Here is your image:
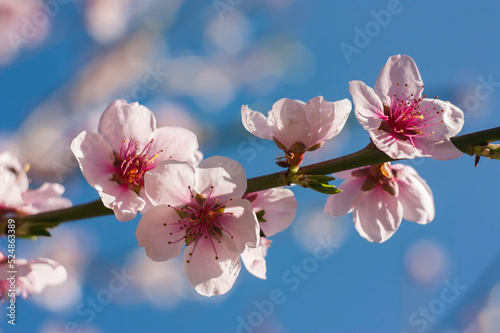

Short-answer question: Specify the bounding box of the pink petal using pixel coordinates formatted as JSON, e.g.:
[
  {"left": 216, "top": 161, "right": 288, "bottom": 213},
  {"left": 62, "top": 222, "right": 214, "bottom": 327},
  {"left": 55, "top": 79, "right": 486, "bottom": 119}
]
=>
[
  {"left": 220, "top": 198, "right": 260, "bottom": 253},
  {"left": 418, "top": 99, "right": 464, "bottom": 139},
  {"left": 248, "top": 188, "right": 297, "bottom": 237},
  {"left": 100, "top": 183, "right": 145, "bottom": 221},
  {"left": 136, "top": 205, "right": 185, "bottom": 262},
  {"left": 393, "top": 164, "right": 435, "bottom": 224},
  {"left": 324, "top": 177, "right": 364, "bottom": 217},
  {"left": 97, "top": 100, "right": 156, "bottom": 152},
  {"left": 241, "top": 105, "right": 274, "bottom": 140},
  {"left": 241, "top": 239, "right": 268, "bottom": 280},
  {"left": 22, "top": 258, "right": 67, "bottom": 294},
  {"left": 71, "top": 131, "right": 116, "bottom": 187},
  {"left": 149, "top": 126, "right": 199, "bottom": 164},
  {"left": 21, "top": 183, "right": 72, "bottom": 214},
  {"left": 268, "top": 98, "right": 310, "bottom": 148},
  {"left": 374, "top": 55, "right": 423, "bottom": 105},
  {"left": 350, "top": 80, "right": 385, "bottom": 131},
  {"left": 0, "top": 171, "right": 25, "bottom": 208},
  {"left": 353, "top": 187, "right": 403, "bottom": 243},
  {"left": 0, "top": 151, "right": 29, "bottom": 191},
  {"left": 369, "top": 129, "right": 422, "bottom": 160},
  {"left": 184, "top": 239, "right": 241, "bottom": 297},
  {"left": 144, "top": 160, "right": 195, "bottom": 207},
  {"left": 305, "top": 97, "right": 352, "bottom": 148},
  {"left": 195, "top": 156, "right": 247, "bottom": 202}
]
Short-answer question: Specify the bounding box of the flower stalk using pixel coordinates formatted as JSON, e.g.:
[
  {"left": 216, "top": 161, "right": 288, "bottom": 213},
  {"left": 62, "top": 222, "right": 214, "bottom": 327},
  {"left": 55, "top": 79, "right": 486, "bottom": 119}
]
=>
[{"left": 10, "top": 126, "right": 500, "bottom": 229}]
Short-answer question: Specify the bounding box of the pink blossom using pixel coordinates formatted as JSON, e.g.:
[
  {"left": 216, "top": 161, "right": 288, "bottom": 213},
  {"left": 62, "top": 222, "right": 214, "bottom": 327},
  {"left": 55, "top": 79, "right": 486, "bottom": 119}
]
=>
[
  {"left": 324, "top": 163, "right": 434, "bottom": 243},
  {"left": 0, "top": 0, "right": 50, "bottom": 65},
  {"left": 241, "top": 188, "right": 297, "bottom": 279},
  {"left": 0, "top": 252, "right": 67, "bottom": 301},
  {"left": 242, "top": 96, "right": 352, "bottom": 168},
  {"left": 71, "top": 100, "right": 200, "bottom": 221},
  {"left": 0, "top": 152, "right": 71, "bottom": 218},
  {"left": 136, "top": 156, "right": 259, "bottom": 296},
  {"left": 350, "top": 55, "right": 464, "bottom": 160}
]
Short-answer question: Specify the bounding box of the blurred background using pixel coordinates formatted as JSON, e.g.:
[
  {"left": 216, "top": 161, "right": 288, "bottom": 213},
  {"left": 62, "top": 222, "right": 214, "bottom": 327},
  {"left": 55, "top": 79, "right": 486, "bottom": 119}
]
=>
[{"left": 1, "top": 0, "right": 500, "bottom": 332}]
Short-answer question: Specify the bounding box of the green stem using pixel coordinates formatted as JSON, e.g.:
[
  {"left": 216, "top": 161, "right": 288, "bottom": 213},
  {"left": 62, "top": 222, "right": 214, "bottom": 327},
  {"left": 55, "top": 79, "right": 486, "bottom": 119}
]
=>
[
  {"left": 246, "top": 126, "right": 500, "bottom": 193},
  {"left": 17, "top": 199, "right": 114, "bottom": 224},
  {"left": 17, "top": 126, "right": 500, "bottom": 224}
]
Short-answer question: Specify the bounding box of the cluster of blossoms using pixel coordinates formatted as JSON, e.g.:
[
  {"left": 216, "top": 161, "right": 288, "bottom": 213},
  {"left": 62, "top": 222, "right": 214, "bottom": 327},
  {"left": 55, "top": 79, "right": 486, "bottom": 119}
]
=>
[
  {"left": 0, "top": 152, "right": 69, "bottom": 301},
  {"left": 1, "top": 54, "right": 466, "bottom": 299}
]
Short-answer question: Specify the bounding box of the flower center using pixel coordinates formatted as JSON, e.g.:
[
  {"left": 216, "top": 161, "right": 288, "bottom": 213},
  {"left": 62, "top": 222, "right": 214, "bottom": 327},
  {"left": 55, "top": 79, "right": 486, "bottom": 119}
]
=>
[
  {"left": 112, "top": 138, "right": 162, "bottom": 194},
  {"left": 379, "top": 83, "right": 444, "bottom": 147},
  {"left": 166, "top": 186, "right": 233, "bottom": 263},
  {"left": 352, "top": 163, "right": 399, "bottom": 196}
]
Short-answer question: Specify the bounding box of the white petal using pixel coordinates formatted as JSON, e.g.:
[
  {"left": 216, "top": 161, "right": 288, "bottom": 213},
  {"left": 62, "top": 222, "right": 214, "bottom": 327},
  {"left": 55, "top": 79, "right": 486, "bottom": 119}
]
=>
[
  {"left": 195, "top": 156, "right": 247, "bottom": 202},
  {"left": 21, "top": 258, "right": 67, "bottom": 294},
  {"left": 149, "top": 126, "right": 199, "bottom": 163},
  {"left": 353, "top": 187, "right": 403, "bottom": 243},
  {"left": 374, "top": 55, "right": 424, "bottom": 105},
  {"left": 241, "top": 240, "right": 268, "bottom": 280},
  {"left": 349, "top": 80, "right": 385, "bottom": 131},
  {"left": 97, "top": 100, "right": 156, "bottom": 152},
  {"left": 220, "top": 198, "right": 260, "bottom": 252},
  {"left": 324, "top": 177, "right": 363, "bottom": 217},
  {"left": 268, "top": 98, "right": 310, "bottom": 148},
  {"left": 392, "top": 164, "right": 435, "bottom": 224},
  {"left": 246, "top": 187, "right": 297, "bottom": 237},
  {"left": 136, "top": 205, "right": 185, "bottom": 261},
  {"left": 21, "top": 183, "right": 72, "bottom": 214},
  {"left": 144, "top": 160, "right": 195, "bottom": 207},
  {"left": 71, "top": 131, "right": 116, "bottom": 186},
  {"left": 305, "top": 97, "right": 352, "bottom": 147},
  {"left": 241, "top": 105, "right": 274, "bottom": 140},
  {"left": 184, "top": 240, "right": 241, "bottom": 297}
]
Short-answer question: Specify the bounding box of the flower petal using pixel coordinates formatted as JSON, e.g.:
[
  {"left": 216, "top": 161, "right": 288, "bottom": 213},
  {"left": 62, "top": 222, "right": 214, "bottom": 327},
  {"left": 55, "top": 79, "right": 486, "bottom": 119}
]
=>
[
  {"left": 184, "top": 240, "right": 241, "bottom": 297},
  {"left": 22, "top": 258, "right": 67, "bottom": 294},
  {"left": 149, "top": 126, "right": 199, "bottom": 164},
  {"left": 136, "top": 205, "right": 185, "bottom": 262},
  {"left": 374, "top": 54, "right": 423, "bottom": 105},
  {"left": 144, "top": 160, "right": 195, "bottom": 207},
  {"left": 305, "top": 97, "right": 352, "bottom": 147},
  {"left": 98, "top": 100, "right": 156, "bottom": 152},
  {"left": 241, "top": 240, "right": 268, "bottom": 280},
  {"left": 418, "top": 99, "right": 464, "bottom": 139},
  {"left": 241, "top": 105, "right": 274, "bottom": 140},
  {"left": 268, "top": 98, "right": 310, "bottom": 148},
  {"left": 21, "top": 183, "right": 72, "bottom": 214},
  {"left": 246, "top": 188, "right": 297, "bottom": 237},
  {"left": 353, "top": 187, "right": 403, "bottom": 243},
  {"left": 71, "top": 131, "right": 116, "bottom": 185},
  {"left": 220, "top": 198, "right": 260, "bottom": 252},
  {"left": 349, "top": 80, "right": 385, "bottom": 131},
  {"left": 324, "top": 177, "right": 364, "bottom": 217},
  {"left": 99, "top": 183, "right": 145, "bottom": 221},
  {"left": 393, "top": 164, "right": 435, "bottom": 224},
  {"left": 195, "top": 156, "right": 247, "bottom": 202}
]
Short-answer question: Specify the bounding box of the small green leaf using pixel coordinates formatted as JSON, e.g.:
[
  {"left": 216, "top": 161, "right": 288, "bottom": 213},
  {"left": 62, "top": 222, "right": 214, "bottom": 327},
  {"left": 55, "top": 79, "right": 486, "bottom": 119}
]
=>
[{"left": 307, "top": 182, "right": 342, "bottom": 195}]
